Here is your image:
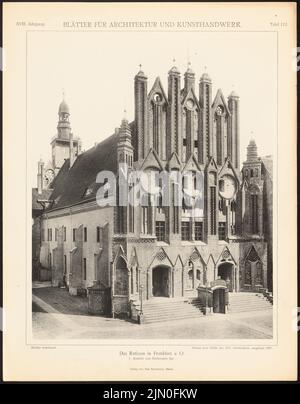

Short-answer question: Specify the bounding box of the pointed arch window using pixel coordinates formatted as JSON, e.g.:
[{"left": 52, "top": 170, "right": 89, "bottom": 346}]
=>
[
  {"left": 255, "top": 261, "right": 263, "bottom": 285},
  {"left": 245, "top": 261, "right": 251, "bottom": 285}
]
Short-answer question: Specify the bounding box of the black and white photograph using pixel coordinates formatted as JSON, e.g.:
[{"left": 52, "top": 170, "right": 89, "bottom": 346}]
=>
[
  {"left": 31, "top": 30, "right": 274, "bottom": 340},
  {"left": 3, "top": 2, "right": 297, "bottom": 382}
]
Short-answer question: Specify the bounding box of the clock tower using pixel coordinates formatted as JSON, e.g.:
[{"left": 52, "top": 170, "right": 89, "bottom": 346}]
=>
[
  {"left": 36, "top": 95, "right": 82, "bottom": 193},
  {"left": 51, "top": 96, "right": 81, "bottom": 173}
]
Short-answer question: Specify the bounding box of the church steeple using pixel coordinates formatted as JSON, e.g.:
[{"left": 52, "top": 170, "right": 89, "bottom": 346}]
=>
[
  {"left": 51, "top": 95, "right": 81, "bottom": 171},
  {"left": 57, "top": 94, "right": 71, "bottom": 139},
  {"left": 246, "top": 139, "right": 258, "bottom": 162},
  {"left": 117, "top": 114, "right": 133, "bottom": 168}
]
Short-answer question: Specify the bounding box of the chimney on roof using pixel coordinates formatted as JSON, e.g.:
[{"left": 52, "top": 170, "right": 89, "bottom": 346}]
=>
[{"left": 37, "top": 159, "right": 44, "bottom": 194}]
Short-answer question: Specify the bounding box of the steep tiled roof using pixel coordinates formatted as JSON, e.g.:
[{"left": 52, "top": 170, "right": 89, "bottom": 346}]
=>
[{"left": 48, "top": 133, "right": 118, "bottom": 211}]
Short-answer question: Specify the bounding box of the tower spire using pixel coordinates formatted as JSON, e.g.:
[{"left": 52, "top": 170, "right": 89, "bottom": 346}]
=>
[{"left": 246, "top": 138, "right": 258, "bottom": 162}]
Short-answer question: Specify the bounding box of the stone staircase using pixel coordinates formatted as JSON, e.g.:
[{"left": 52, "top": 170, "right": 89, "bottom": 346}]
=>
[
  {"left": 142, "top": 297, "right": 204, "bottom": 324},
  {"left": 228, "top": 292, "right": 272, "bottom": 313}
]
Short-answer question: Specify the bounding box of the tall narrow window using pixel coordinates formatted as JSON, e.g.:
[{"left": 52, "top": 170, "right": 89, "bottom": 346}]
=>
[
  {"left": 142, "top": 207, "right": 148, "bottom": 234},
  {"left": 64, "top": 255, "right": 67, "bottom": 273},
  {"left": 84, "top": 227, "right": 87, "bottom": 242},
  {"left": 117, "top": 206, "right": 126, "bottom": 234},
  {"left": 129, "top": 184, "right": 134, "bottom": 233},
  {"left": 96, "top": 226, "right": 102, "bottom": 243},
  {"left": 129, "top": 203, "right": 134, "bottom": 233},
  {"left": 216, "top": 116, "right": 222, "bottom": 165},
  {"left": 55, "top": 228, "right": 58, "bottom": 242},
  {"left": 186, "top": 109, "right": 193, "bottom": 158},
  {"left": 231, "top": 200, "right": 236, "bottom": 235},
  {"left": 181, "top": 221, "right": 191, "bottom": 241},
  {"left": 255, "top": 261, "right": 263, "bottom": 285},
  {"left": 218, "top": 222, "right": 226, "bottom": 240},
  {"left": 73, "top": 228, "right": 76, "bottom": 242},
  {"left": 47, "top": 228, "right": 52, "bottom": 241},
  {"left": 63, "top": 226, "right": 66, "bottom": 242},
  {"left": 153, "top": 103, "right": 160, "bottom": 153},
  {"left": 155, "top": 221, "right": 165, "bottom": 242},
  {"left": 157, "top": 178, "right": 163, "bottom": 213},
  {"left": 210, "top": 187, "right": 216, "bottom": 235},
  {"left": 251, "top": 195, "right": 258, "bottom": 233},
  {"left": 83, "top": 258, "right": 87, "bottom": 281},
  {"left": 173, "top": 206, "right": 179, "bottom": 233},
  {"left": 195, "top": 222, "right": 203, "bottom": 241},
  {"left": 245, "top": 261, "right": 251, "bottom": 285},
  {"left": 171, "top": 182, "right": 179, "bottom": 233}
]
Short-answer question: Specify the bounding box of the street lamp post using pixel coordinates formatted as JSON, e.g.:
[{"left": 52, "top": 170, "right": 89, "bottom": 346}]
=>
[
  {"left": 140, "top": 285, "right": 144, "bottom": 314},
  {"left": 139, "top": 284, "right": 144, "bottom": 324}
]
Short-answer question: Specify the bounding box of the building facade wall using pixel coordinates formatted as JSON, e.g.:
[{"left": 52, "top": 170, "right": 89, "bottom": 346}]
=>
[
  {"left": 40, "top": 203, "right": 113, "bottom": 294},
  {"left": 34, "top": 66, "right": 272, "bottom": 319}
]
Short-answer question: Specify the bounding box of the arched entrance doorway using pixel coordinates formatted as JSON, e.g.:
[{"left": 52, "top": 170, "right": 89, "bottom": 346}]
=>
[
  {"left": 152, "top": 266, "right": 170, "bottom": 297},
  {"left": 218, "top": 262, "right": 234, "bottom": 292}
]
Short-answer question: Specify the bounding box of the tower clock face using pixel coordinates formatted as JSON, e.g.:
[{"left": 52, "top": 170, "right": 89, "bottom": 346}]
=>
[
  {"left": 44, "top": 169, "right": 55, "bottom": 185},
  {"left": 219, "top": 175, "right": 237, "bottom": 200},
  {"left": 186, "top": 99, "right": 194, "bottom": 109},
  {"left": 153, "top": 93, "right": 162, "bottom": 103}
]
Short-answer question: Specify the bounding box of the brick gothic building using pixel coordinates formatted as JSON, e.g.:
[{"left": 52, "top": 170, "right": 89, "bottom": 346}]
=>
[{"left": 34, "top": 65, "right": 273, "bottom": 317}]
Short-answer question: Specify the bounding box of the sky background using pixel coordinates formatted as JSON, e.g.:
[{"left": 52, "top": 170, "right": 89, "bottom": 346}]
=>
[{"left": 27, "top": 31, "right": 277, "bottom": 185}]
